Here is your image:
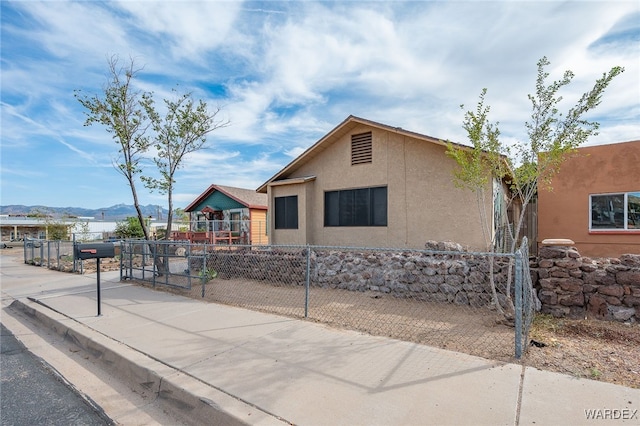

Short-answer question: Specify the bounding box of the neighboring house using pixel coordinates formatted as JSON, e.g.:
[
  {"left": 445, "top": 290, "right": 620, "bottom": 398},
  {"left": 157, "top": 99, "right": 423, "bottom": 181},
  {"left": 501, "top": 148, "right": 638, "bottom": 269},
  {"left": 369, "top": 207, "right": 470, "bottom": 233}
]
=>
[
  {"left": 537, "top": 140, "right": 640, "bottom": 258},
  {"left": 0, "top": 216, "right": 117, "bottom": 241},
  {"left": 181, "top": 184, "right": 268, "bottom": 245},
  {"left": 257, "top": 115, "right": 498, "bottom": 250}
]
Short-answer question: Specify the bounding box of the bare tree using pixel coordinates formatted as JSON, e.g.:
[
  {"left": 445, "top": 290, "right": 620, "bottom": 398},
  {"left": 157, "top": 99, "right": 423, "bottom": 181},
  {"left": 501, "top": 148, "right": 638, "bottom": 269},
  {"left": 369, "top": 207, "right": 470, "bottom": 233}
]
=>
[
  {"left": 141, "top": 89, "right": 229, "bottom": 239},
  {"left": 75, "top": 56, "right": 152, "bottom": 239}
]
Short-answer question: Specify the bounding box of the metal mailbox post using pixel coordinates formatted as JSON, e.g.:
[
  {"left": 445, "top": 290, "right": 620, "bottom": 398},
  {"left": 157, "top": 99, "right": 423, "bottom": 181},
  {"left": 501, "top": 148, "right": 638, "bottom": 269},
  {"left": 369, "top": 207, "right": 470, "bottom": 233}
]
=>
[{"left": 74, "top": 242, "right": 115, "bottom": 316}]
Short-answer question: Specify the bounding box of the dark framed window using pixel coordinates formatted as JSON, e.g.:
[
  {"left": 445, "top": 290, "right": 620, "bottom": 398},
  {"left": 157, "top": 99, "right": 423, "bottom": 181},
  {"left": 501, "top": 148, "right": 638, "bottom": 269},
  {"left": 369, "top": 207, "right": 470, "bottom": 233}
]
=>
[
  {"left": 275, "top": 196, "right": 298, "bottom": 229},
  {"left": 590, "top": 191, "right": 640, "bottom": 230},
  {"left": 324, "top": 186, "right": 387, "bottom": 227},
  {"left": 230, "top": 212, "right": 241, "bottom": 232}
]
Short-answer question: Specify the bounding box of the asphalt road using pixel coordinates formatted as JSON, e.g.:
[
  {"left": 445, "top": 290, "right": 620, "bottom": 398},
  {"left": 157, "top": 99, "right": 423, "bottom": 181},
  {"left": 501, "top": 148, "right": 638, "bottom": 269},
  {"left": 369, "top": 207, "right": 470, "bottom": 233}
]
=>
[{"left": 0, "top": 322, "right": 113, "bottom": 426}]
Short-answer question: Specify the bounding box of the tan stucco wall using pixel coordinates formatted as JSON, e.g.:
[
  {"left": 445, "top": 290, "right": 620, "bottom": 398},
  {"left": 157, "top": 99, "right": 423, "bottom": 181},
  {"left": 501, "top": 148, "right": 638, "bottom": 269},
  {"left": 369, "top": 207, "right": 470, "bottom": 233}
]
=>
[
  {"left": 268, "top": 181, "right": 311, "bottom": 246},
  {"left": 270, "top": 125, "right": 490, "bottom": 250},
  {"left": 537, "top": 141, "right": 640, "bottom": 257}
]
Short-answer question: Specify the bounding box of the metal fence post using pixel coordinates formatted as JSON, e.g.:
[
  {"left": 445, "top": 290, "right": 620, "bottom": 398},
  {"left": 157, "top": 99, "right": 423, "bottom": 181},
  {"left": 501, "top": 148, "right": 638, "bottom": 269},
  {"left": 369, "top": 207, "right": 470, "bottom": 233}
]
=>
[
  {"left": 119, "top": 241, "right": 123, "bottom": 281},
  {"left": 151, "top": 241, "right": 157, "bottom": 288},
  {"left": 202, "top": 243, "right": 207, "bottom": 298},
  {"left": 72, "top": 234, "right": 77, "bottom": 272},
  {"left": 514, "top": 249, "right": 523, "bottom": 359},
  {"left": 304, "top": 245, "right": 311, "bottom": 318},
  {"left": 164, "top": 242, "right": 169, "bottom": 287},
  {"left": 183, "top": 242, "right": 192, "bottom": 295}
]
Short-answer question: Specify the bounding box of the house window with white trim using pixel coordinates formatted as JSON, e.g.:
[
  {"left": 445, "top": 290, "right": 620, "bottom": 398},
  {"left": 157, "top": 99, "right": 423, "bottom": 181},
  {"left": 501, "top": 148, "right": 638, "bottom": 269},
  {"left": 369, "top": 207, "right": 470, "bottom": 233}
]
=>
[{"left": 590, "top": 191, "right": 640, "bottom": 230}]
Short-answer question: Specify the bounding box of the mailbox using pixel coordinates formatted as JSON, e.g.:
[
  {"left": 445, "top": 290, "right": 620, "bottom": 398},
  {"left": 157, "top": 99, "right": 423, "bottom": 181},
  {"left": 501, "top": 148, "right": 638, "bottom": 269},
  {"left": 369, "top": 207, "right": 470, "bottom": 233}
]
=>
[{"left": 75, "top": 242, "right": 115, "bottom": 260}]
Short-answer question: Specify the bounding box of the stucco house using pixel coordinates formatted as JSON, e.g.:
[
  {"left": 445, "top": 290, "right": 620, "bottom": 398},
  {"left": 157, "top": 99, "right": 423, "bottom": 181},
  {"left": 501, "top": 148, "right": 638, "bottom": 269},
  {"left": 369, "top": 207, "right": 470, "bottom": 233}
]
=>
[
  {"left": 257, "top": 115, "right": 499, "bottom": 250},
  {"left": 537, "top": 140, "right": 640, "bottom": 258},
  {"left": 180, "top": 185, "right": 268, "bottom": 245}
]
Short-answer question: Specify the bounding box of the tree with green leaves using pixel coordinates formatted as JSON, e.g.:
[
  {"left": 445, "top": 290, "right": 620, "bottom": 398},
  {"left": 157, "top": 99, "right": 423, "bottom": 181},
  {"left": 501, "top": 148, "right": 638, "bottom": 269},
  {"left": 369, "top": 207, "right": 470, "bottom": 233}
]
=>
[
  {"left": 72, "top": 220, "right": 92, "bottom": 242},
  {"left": 75, "top": 56, "right": 152, "bottom": 240},
  {"left": 141, "top": 89, "right": 229, "bottom": 240},
  {"left": 173, "top": 207, "right": 188, "bottom": 222},
  {"left": 173, "top": 207, "right": 190, "bottom": 231},
  {"left": 447, "top": 88, "right": 506, "bottom": 250},
  {"left": 450, "top": 56, "right": 624, "bottom": 253},
  {"left": 505, "top": 57, "right": 623, "bottom": 253},
  {"left": 114, "top": 217, "right": 145, "bottom": 239},
  {"left": 446, "top": 89, "right": 509, "bottom": 316},
  {"left": 30, "top": 208, "right": 69, "bottom": 240},
  {"left": 447, "top": 57, "right": 624, "bottom": 320}
]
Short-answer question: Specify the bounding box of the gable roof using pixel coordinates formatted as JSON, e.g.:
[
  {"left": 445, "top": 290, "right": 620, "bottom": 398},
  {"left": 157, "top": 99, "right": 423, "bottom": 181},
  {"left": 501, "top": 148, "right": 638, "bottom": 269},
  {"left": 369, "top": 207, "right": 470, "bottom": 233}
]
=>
[
  {"left": 184, "top": 184, "right": 268, "bottom": 212},
  {"left": 256, "top": 115, "right": 461, "bottom": 193}
]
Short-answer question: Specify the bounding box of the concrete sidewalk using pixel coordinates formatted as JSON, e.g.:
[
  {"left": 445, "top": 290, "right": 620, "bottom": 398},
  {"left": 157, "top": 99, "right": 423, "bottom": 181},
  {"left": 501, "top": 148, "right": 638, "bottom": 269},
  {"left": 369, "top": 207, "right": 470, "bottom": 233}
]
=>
[{"left": 1, "top": 254, "right": 639, "bottom": 425}]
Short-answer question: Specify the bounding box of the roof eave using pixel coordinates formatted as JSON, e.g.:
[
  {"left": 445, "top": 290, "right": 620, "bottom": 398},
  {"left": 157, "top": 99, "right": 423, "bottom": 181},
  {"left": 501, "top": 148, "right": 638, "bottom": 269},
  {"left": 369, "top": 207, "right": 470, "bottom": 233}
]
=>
[
  {"left": 256, "top": 115, "right": 455, "bottom": 193},
  {"left": 184, "top": 184, "right": 216, "bottom": 212}
]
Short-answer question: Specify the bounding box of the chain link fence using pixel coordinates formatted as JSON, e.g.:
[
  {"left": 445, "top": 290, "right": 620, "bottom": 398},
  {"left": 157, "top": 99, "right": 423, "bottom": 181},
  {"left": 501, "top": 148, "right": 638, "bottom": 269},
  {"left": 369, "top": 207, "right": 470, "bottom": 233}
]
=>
[
  {"left": 20, "top": 236, "right": 534, "bottom": 360},
  {"left": 120, "top": 240, "right": 199, "bottom": 288},
  {"left": 23, "top": 234, "right": 120, "bottom": 273},
  {"left": 516, "top": 237, "right": 536, "bottom": 357},
  {"left": 121, "top": 239, "right": 535, "bottom": 360},
  {"left": 24, "top": 238, "right": 77, "bottom": 271}
]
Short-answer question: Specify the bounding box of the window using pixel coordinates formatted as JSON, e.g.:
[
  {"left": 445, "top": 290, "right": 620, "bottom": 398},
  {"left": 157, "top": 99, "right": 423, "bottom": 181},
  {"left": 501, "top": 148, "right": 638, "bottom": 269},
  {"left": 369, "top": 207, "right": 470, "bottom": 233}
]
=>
[
  {"left": 230, "top": 212, "right": 241, "bottom": 232},
  {"left": 590, "top": 191, "right": 640, "bottom": 230},
  {"left": 351, "top": 132, "right": 372, "bottom": 165},
  {"left": 275, "top": 196, "right": 298, "bottom": 229},
  {"left": 325, "top": 186, "right": 387, "bottom": 227}
]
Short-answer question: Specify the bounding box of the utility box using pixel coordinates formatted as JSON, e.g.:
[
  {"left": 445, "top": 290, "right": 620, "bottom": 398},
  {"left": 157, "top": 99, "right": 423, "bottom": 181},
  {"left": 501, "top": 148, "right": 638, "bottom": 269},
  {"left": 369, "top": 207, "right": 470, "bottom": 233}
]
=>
[{"left": 75, "top": 242, "right": 115, "bottom": 260}]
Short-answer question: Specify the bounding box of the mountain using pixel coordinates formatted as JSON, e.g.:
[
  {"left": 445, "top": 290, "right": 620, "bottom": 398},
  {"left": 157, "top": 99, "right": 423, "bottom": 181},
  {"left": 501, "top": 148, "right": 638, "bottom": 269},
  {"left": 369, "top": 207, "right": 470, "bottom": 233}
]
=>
[{"left": 0, "top": 204, "right": 169, "bottom": 221}]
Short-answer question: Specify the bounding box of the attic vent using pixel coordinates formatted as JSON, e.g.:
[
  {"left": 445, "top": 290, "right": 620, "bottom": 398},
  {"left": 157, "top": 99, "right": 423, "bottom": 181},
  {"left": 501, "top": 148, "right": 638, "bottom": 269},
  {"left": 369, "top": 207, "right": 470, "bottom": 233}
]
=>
[{"left": 351, "top": 132, "right": 372, "bottom": 165}]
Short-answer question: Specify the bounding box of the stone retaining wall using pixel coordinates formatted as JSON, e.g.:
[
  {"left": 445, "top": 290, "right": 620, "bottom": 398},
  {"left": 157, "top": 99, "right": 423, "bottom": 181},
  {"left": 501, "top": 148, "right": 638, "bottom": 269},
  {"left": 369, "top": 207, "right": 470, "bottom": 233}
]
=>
[
  {"left": 309, "top": 248, "right": 512, "bottom": 309},
  {"left": 201, "top": 242, "right": 514, "bottom": 310},
  {"left": 531, "top": 245, "right": 640, "bottom": 322}
]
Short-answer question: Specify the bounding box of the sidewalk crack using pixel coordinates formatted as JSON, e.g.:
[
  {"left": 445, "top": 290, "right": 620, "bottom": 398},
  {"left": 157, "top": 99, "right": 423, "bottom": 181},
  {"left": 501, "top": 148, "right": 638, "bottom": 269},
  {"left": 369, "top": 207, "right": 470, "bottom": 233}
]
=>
[{"left": 515, "top": 363, "right": 526, "bottom": 425}]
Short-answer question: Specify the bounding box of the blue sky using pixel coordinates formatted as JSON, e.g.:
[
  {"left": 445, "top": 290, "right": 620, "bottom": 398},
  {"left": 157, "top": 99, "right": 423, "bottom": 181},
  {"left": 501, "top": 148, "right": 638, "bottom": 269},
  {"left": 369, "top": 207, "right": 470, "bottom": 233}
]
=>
[{"left": 1, "top": 1, "right": 639, "bottom": 210}]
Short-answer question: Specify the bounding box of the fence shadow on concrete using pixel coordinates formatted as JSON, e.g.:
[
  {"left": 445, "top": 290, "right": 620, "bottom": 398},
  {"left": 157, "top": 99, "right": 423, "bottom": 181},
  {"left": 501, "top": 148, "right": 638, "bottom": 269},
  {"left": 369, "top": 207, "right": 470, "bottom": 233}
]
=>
[{"left": 119, "top": 240, "right": 535, "bottom": 361}]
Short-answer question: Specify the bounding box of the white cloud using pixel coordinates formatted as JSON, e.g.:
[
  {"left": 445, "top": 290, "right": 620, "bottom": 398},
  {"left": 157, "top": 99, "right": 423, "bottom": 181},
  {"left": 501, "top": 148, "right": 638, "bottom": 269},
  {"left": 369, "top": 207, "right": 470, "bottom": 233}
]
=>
[
  {"left": 114, "top": 1, "right": 243, "bottom": 60},
  {"left": 284, "top": 146, "right": 306, "bottom": 159},
  {"left": 1, "top": 0, "right": 638, "bottom": 209},
  {"left": 10, "top": 2, "right": 131, "bottom": 63}
]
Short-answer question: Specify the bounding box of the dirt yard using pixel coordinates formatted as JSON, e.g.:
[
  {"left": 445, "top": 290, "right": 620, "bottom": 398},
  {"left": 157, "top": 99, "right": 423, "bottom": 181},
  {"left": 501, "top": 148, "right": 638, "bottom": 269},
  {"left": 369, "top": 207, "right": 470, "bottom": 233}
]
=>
[{"left": 526, "top": 315, "right": 639, "bottom": 389}]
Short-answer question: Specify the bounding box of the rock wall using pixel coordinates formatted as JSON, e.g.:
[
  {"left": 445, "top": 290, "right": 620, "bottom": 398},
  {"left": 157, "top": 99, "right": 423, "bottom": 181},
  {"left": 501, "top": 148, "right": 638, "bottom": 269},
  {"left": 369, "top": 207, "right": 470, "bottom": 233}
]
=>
[
  {"left": 202, "top": 242, "right": 514, "bottom": 311},
  {"left": 531, "top": 245, "right": 640, "bottom": 322},
  {"left": 309, "top": 248, "right": 513, "bottom": 309}
]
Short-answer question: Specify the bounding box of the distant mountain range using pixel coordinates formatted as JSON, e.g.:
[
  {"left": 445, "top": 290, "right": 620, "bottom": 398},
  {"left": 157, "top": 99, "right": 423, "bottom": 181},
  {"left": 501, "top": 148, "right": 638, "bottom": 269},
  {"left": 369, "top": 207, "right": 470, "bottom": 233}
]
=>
[{"left": 0, "top": 204, "right": 169, "bottom": 221}]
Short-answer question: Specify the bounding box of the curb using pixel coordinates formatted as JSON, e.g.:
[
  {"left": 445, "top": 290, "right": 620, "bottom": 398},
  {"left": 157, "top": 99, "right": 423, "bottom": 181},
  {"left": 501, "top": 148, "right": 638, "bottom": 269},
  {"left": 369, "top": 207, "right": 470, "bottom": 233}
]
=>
[{"left": 8, "top": 298, "right": 286, "bottom": 426}]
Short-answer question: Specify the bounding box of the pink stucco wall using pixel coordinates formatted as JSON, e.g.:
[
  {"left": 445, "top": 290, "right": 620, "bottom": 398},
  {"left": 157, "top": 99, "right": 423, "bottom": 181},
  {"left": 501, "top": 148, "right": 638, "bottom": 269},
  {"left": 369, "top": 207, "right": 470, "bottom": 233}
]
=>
[{"left": 537, "top": 141, "right": 640, "bottom": 257}]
